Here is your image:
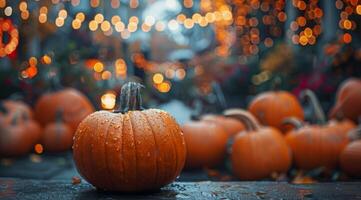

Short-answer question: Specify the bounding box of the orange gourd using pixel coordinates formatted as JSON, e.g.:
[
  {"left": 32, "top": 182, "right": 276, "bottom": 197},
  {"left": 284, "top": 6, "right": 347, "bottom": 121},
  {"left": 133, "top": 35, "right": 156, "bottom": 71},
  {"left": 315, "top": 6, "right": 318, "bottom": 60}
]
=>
[
  {"left": 201, "top": 114, "right": 245, "bottom": 137},
  {"left": 0, "top": 100, "right": 33, "bottom": 123},
  {"left": 182, "top": 119, "right": 228, "bottom": 169},
  {"left": 0, "top": 112, "right": 42, "bottom": 157},
  {"left": 340, "top": 128, "right": 361, "bottom": 177},
  {"left": 225, "top": 109, "right": 291, "bottom": 180},
  {"left": 41, "top": 110, "right": 73, "bottom": 152},
  {"left": 34, "top": 88, "right": 94, "bottom": 133},
  {"left": 248, "top": 91, "right": 304, "bottom": 133},
  {"left": 73, "top": 82, "right": 186, "bottom": 192},
  {"left": 329, "top": 78, "right": 361, "bottom": 123}
]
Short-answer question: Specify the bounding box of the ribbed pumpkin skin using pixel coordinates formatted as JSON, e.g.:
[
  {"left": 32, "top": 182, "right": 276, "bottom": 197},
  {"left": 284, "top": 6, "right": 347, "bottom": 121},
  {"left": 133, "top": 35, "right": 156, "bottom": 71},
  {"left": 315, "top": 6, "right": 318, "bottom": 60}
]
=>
[
  {"left": 201, "top": 115, "right": 245, "bottom": 137},
  {"left": 248, "top": 91, "right": 304, "bottom": 133},
  {"left": 329, "top": 78, "right": 361, "bottom": 122},
  {"left": 73, "top": 109, "right": 186, "bottom": 192},
  {"left": 34, "top": 88, "right": 94, "bottom": 132},
  {"left": 182, "top": 121, "right": 228, "bottom": 169},
  {"left": 285, "top": 125, "right": 349, "bottom": 170},
  {"left": 232, "top": 127, "right": 291, "bottom": 180},
  {"left": 340, "top": 140, "right": 361, "bottom": 177},
  {"left": 42, "top": 122, "right": 73, "bottom": 152}
]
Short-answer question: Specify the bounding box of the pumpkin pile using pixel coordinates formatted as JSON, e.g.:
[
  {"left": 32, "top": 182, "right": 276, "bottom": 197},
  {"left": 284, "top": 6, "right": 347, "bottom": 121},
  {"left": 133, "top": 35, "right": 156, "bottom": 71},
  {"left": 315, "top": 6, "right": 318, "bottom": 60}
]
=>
[{"left": 73, "top": 82, "right": 186, "bottom": 192}]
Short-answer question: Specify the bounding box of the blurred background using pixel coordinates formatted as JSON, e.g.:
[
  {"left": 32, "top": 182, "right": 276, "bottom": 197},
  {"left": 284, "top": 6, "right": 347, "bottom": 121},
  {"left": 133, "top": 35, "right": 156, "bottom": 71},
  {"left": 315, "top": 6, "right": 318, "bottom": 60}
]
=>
[{"left": 0, "top": 0, "right": 361, "bottom": 183}]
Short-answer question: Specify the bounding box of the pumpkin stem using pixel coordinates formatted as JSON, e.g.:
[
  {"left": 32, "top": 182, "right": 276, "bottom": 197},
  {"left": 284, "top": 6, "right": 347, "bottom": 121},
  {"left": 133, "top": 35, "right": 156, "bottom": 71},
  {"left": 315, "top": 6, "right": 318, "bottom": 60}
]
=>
[
  {"left": 224, "top": 109, "right": 260, "bottom": 131},
  {"left": 116, "top": 82, "right": 144, "bottom": 113},
  {"left": 301, "top": 89, "right": 326, "bottom": 124},
  {"left": 282, "top": 117, "right": 305, "bottom": 130}
]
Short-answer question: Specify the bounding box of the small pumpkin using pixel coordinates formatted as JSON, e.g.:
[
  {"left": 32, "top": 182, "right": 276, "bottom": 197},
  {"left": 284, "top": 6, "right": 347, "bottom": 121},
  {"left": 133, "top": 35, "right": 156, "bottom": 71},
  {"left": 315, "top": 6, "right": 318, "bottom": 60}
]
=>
[
  {"left": 284, "top": 118, "right": 350, "bottom": 170},
  {"left": 248, "top": 91, "right": 304, "bottom": 133},
  {"left": 224, "top": 109, "right": 291, "bottom": 180},
  {"left": 329, "top": 78, "right": 361, "bottom": 122},
  {"left": 201, "top": 114, "right": 245, "bottom": 137},
  {"left": 0, "top": 112, "right": 42, "bottom": 157},
  {"left": 340, "top": 128, "right": 361, "bottom": 177},
  {"left": 182, "top": 119, "right": 228, "bottom": 169},
  {"left": 73, "top": 82, "right": 186, "bottom": 192},
  {"left": 0, "top": 100, "right": 33, "bottom": 123},
  {"left": 41, "top": 110, "right": 73, "bottom": 152},
  {"left": 34, "top": 88, "right": 94, "bottom": 132}
]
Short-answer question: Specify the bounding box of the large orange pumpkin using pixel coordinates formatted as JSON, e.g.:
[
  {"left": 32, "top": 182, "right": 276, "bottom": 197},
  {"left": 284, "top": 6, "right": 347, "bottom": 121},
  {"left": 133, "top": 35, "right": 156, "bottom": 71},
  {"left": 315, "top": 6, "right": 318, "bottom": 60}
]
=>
[
  {"left": 201, "top": 114, "right": 245, "bottom": 137},
  {"left": 0, "top": 112, "right": 42, "bottom": 157},
  {"left": 248, "top": 91, "right": 304, "bottom": 133},
  {"left": 182, "top": 120, "right": 228, "bottom": 169},
  {"left": 340, "top": 140, "right": 361, "bottom": 177},
  {"left": 34, "top": 88, "right": 94, "bottom": 132},
  {"left": 41, "top": 110, "right": 73, "bottom": 152},
  {"left": 284, "top": 118, "right": 350, "bottom": 170},
  {"left": 73, "top": 82, "right": 186, "bottom": 192},
  {"left": 329, "top": 78, "right": 361, "bottom": 122},
  {"left": 225, "top": 109, "right": 291, "bottom": 180}
]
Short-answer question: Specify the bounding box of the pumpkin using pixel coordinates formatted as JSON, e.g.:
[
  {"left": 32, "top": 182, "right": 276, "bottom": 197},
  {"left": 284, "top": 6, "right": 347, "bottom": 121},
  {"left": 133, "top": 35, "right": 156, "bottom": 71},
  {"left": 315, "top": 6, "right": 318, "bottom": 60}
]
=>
[
  {"left": 73, "top": 82, "right": 186, "bottom": 192},
  {"left": 340, "top": 128, "right": 361, "bottom": 177},
  {"left": 0, "top": 100, "right": 33, "bottom": 123},
  {"left": 182, "top": 120, "right": 228, "bottom": 169},
  {"left": 329, "top": 78, "right": 361, "bottom": 122},
  {"left": 201, "top": 114, "right": 245, "bottom": 137},
  {"left": 284, "top": 118, "right": 350, "bottom": 170},
  {"left": 248, "top": 91, "right": 304, "bottom": 133},
  {"left": 41, "top": 110, "right": 73, "bottom": 152},
  {"left": 34, "top": 88, "right": 94, "bottom": 132},
  {"left": 0, "top": 112, "right": 42, "bottom": 157},
  {"left": 224, "top": 109, "right": 291, "bottom": 180}
]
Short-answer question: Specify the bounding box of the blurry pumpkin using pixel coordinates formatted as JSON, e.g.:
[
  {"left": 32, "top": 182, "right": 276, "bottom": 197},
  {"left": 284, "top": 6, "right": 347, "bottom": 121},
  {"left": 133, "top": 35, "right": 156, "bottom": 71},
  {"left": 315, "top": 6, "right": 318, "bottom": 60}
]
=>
[
  {"left": 340, "top": 128, "right": 361, "bottom": 177},
  {"left": 248, "top": 91, "right": 304, "bottom": 133},
  {"left": 224, "top": 109, "right": 291, "bottom": 180},
  {"left": 73, "top": 82, "right": 186, "bottom": 192},
  {"left": 0, "top": 112, "right": 42, "bottom": 157},
  {"left": 182, "top": 119, "right": 228, "bottom": 169},
  {"left": 329, "top": 78, "right": 361, "bottom": 123},
  {"left": 0, "top": 100, "right": 33, "bottom": 123},
  {"left": 34, "top": 88, "right": 94, "bottom": 133},
  {"left": 41, "top": 110, "right": 73, "bottom": 152},
  {"left": 284, "top": 118, "right": 349, "bottom": 170},
  {"left": 201, "top": 114, "right": 245, "bottom": 137}
]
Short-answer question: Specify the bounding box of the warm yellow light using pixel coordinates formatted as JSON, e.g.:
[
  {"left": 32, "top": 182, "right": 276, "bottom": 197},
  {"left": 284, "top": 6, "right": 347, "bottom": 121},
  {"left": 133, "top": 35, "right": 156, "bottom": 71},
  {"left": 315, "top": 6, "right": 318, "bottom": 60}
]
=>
[
  {"left": 129, "top": 0, "right": 139, "bottom": 9},
  {"left": 55, "top": 17, "right": 64, "bottom": 27},
  {"left": 93, "top": 62, "right": 104, "bottom": 72},
  {"left": 101, "top": 21, "right": 111, "bottom": 32},
  {"left": 115, "top": 58, "right": 127, "bottom": 77},
  {"left": 184, "top": 18, "right": 194, "bottom": 29},
  {"left": 165, "top": 69, "right": 175, "bottom": 78},
  {"left": 192, "top": 13, "right": 202, "bottom": 23},
  {"left": 0, "top": 0, "right": 6, "bottom": 8},
  {"left": 114, "top": 21, "right": 125, "bottom": 32},
  {"left": 89, "top": 20, "right": 98, "bottom": 31},
  {"left": 158, "top": 81, "right": 171, "bottom": 93},
  {"left": 76, "top": 12, "right": 85, "bottom": 22},
  {"left": 177, "top": 14, "right": 186, "bottom": 24},
  {"left": 40, "top": 6, "right": 48, "bottom": 14},
  {"left": 141, "top": 23, "right": 151, "bottom": 32},
  {"left": 153, "top": 73, "right": 164, "bottom": 84},
  {"left": 299, "top": 35, "right": 308, "bottom": 46},
  {"left": 176, "top": 68, "right": 186, "bottom": 80},
  {"left": 21, "top": 10, "right": 29, "bottom": 20},
  {"left": 357, "top": 5, "right": 361, "bottom": 15},
  {"left": 19, "top": 2, "right": 27, "bottom": 11},
  {"left": 205, "top": 12, "right": 216, "bottom": 23},
  {"left": 111, "top": 15, "right": 121, "bottom": 25},
  {"left": 343, "top": 19, "right": 352, "bottom": 30},
  {"left": 41, "top": 55, "right": 52, "bottom": 64},
  {"left": 101, "top": 92, "right": 116, "bottom": 110},
  {"left": 34, "top": 144, "right": 43, "bottom": 154},
  {"left": 128, "top": 22, "right": 138, "bottom": 32},
  {"left": 39, "top": 13, "right": 47, "bottom": 23},
  {"left": 199, "top": 17, "right": 208, "bottom": 27},
  {"left": 90, "top": 0, "right": 100, "bottom": 8},
  {"left": 129, "top": 16, "right": 139, "bottom": 24},
  {"left": 94, "top": 13, "right": 104, "bottom": 23},
  {"left": 101, "top": 70, "right": 112, "bottom": 80},
  {"left": 58, "top": 9, "right": 67, "bottom": 19},
  {"left": 304, "top": 28, "right": 313, "bottom": 38},
  {"left": 72, "top": 19, "right": 82, "bottom": 29},
  {"left": 29, "top": 57, "right": 37, "bottom": 66}
]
